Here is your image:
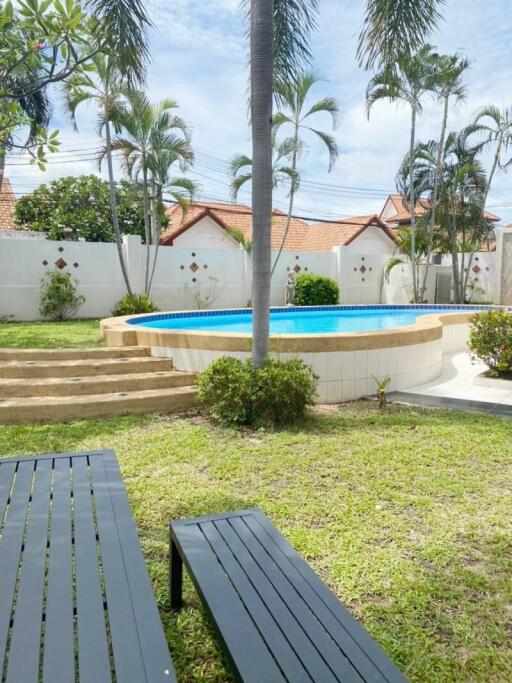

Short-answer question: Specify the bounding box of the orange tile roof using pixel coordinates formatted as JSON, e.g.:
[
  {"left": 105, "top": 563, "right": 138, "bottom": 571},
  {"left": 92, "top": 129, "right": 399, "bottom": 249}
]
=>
[
  {"left": 0, "top": 176, "right": 16, "bottom": 230},
  {"left": 301, "top": 215, "right": 397, "bottom": 251},
  {"left": 162, "top": 202, "right": 397, "bottom": 251},
  {"left": 382, "top": 193, "right": 500, "bottom": 224}
]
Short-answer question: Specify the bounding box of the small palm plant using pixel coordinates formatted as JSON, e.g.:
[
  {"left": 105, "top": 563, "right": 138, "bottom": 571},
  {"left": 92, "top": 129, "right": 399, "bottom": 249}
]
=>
[{"left": 372, "top": 375, "right": 391, "bottom": 410}]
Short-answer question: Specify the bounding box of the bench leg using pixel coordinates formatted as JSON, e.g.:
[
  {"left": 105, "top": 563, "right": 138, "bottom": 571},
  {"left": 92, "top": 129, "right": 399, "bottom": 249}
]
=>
[{"left": 170, "top": 535, "right": 183, "bottom": 610}]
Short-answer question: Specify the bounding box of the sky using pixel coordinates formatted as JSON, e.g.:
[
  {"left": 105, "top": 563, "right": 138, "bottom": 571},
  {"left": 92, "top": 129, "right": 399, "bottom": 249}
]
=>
[{"left": 6, "top": 0, "right": 512, "bottom": 224}]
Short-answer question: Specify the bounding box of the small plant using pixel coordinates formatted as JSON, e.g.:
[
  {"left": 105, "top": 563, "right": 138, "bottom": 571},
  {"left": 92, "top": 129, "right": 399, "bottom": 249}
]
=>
[
  {"left": 293, "top": 273, "right": 339, "bottom": 306},
  {"left": 193, "top": 277, "right": 223, "bottom": 310},
  {"left": 39, "top": 269, "right": 85, "bottom": 321},
  {"left": 112, "top": 294, "right": 159, "bottom": 316},
  {"left": 469, "top": 310, "right": 512, "bottom": 377},
  {"left": 0, "top": 313, "right": 13, "bottom": 325},
  {"left": 197, "top": 356, "right": 317, "bottom": 427},
  {"left": 372, "top": 375, "right": 391, "bottom": 409}
]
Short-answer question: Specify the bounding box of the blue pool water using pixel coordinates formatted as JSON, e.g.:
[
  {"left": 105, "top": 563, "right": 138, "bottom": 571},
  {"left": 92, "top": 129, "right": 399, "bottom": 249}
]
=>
[{"left": 129, "top": 305, "right": 482, "bottom": 335}]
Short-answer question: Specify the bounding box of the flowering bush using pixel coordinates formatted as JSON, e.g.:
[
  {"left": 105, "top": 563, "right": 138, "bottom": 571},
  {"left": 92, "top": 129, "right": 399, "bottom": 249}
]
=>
[{"left": 468, "top": 310, "right": 512, "bottom": 377}]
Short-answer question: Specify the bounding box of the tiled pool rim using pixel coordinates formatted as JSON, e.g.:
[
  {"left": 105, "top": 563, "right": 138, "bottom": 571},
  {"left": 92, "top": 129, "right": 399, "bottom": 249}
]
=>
[{"left": 100, "top": 305, "right": 506, "bottom": 402}]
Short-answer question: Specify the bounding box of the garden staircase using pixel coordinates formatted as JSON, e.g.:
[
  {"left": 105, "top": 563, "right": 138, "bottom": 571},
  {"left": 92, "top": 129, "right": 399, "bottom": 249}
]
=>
[{"left": 0, "top": 346, "right": 197, "bottom": 424}]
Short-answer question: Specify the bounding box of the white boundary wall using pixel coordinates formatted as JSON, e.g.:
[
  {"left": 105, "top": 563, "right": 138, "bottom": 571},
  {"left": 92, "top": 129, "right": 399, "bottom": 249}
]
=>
[{"left": 0, "top": 233, "right": 500, "bottom": 320}]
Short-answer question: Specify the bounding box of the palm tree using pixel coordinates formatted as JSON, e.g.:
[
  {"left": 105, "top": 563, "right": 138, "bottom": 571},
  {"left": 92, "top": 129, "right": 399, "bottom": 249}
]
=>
[
  {"left": 406, "top": 131, "right": 488, "bottom": 303},
  {"left": 64, "top": 53, "right": 134, "bottom": 294},
  {"left": 249, "top": 0, "right": 319, "bottom": 367},
  {"left": 357, "top": 0, "right": 444, "bottom": 69},
  {"left": 109, "top": 91, "right": 195, "bottom": 295},
  {"left": 366, "top": 45, "right": 436, "bottom": 301},
  {"left": 418, "top": 52, "right": 470, "bottom": 300},
  {"left": 271, "top": 73, "right": 339, "bottom": 273}
]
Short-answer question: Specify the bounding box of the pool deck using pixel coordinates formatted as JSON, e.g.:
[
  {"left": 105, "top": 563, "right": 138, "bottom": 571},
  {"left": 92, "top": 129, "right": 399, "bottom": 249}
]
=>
[{"left": 389, "top": 352, "right": 512, "bottom": 414}]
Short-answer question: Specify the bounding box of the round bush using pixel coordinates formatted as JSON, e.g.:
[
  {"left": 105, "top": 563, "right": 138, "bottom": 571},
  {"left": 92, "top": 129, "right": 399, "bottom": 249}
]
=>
[
  {"left": 469, "top": 310, "right": 512, "bottom": 377},
  {"left": 39, "top": 269, "right": 85, "bottom": 321},
  {"left": 197, "top": 356, "right": 318, "bottom": 427},
  {"left": 112, "top": 294, "right": 159, "bottom": 316},
  {"left": 293, "top": 273, "right": 339, "bottom": 306}
]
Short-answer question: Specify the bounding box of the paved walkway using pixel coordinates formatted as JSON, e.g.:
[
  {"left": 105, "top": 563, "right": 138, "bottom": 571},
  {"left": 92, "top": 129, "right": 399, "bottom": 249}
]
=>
[{"left": 389, "top": 352, "right": 512, "bottom": 415}]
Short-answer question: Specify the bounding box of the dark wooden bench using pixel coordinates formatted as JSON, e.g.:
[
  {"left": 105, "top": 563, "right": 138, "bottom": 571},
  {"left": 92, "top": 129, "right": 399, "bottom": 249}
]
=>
[
  {"left": 0, "top": 449, "right": 176, "bottom": 683},
  {"left": 170, "top": 508, "right": 407, "bottom": 683}
]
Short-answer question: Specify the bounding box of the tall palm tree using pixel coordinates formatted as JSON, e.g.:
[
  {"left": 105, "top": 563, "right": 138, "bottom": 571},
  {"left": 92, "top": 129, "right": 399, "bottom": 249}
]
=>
[
  {"left": 271, "top": 73, "right": 339, "bottom": 273},
  {"left": 64, "top": 53, "right": 134, "bottom": 294},
  {"left": 366, "top": 45, "right": 436, "bottom": 301},
  {"left": 357, "top": 0, "right": 444, "bottom": 69},
  {"left": 418, "top": 52, "right": 470, "bottom": 300},
  {"left": 249, "top": 0, "right": 319, "bottom": 368},
  {"left": 109, "top": 91, "right": 195, "bottom": 295}
]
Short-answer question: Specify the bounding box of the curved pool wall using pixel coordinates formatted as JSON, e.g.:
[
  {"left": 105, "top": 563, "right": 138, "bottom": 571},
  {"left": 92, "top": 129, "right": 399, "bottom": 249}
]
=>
[{"left": 100, "top": 305, "right": 494, "bottom": 403}]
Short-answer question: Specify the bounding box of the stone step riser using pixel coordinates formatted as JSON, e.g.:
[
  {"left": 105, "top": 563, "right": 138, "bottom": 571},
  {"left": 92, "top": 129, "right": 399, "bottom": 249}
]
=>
[
  {"left": 0, "top": 347, "right": 150, "bottom": 361},
  {"left": 0, "top": 387, "right": 197, "bottom": 425},
  {"left": 0, "top": 371, "right": 196, "bottom": 397},
  {"left": 0, "top": 357, "right": 172, "bottom": 379}
]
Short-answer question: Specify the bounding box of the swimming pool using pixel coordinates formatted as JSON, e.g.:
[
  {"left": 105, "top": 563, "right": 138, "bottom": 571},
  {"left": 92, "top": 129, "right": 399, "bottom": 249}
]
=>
[
  {"left": 101, "top": 305, "right": 497, "bottom": 403},
  {"left": 128, "top": 305, "right": 481, "bottom": 335}
]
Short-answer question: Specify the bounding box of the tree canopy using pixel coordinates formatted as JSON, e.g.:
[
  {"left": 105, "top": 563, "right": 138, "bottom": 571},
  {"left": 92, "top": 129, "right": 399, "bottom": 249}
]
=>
[{"left": 14, "top": 174, "right": 168, "bottom": 242}]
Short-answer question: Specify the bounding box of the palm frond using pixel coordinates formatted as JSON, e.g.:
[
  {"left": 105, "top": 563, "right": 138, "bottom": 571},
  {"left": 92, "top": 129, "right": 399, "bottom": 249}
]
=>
[
  {"left": 303, "top": 96, "right": 340, "bottom": 127},
  {"left": 306, "top": 128, "right": 339, "bottom": 170},
  {"left": 357, "top": 0, "right": 444, "bottom": 70},
  {"left": 87, "top": 0, "right": 152, "bottom": 83}
]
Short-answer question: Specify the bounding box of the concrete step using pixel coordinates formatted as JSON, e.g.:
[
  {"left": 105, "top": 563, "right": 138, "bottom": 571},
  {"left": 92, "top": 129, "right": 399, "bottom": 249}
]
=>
[
  {"left": 0, "top": 356, "right": 172, "bottom": 379},
  {"left": 0, "top": 371, "right": 197, "bottom": 398},
  {"left": 0, "top": 346, "right": 150, "bottom": 361},
  {"left": 0, "top": 386, "right": 198, "bottom": 424}
]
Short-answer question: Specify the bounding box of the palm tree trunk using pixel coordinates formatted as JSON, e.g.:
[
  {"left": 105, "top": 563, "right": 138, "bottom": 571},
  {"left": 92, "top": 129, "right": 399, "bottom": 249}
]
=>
[
  {"left": 147, "top": 183, "right": 161, "bottom": 295},
  {"left": 250, "top": 0, "right": 273, "bottom": 368},
  {"left": 141, "top": 157, "right": 151, "bottom": 296},
  {"left": 450, "top": 215, "right": 461, "bottom": 303},
  {"left": 271, "top": 128, "right": 298, "bottom": 276},
  {"left": 420, "top": 94, "right": 449, "bottom": 301},
  {"left": 105, "top": 120, "right": 133, "bottom": 295},
  {"left": 409, "top": 102, "right": 419, "bottom": 302}
]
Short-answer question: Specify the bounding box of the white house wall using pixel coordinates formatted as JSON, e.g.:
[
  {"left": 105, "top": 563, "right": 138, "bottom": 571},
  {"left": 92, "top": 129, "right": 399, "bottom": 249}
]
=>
[{"left": 171, "top": 215, "right": 240, "bottom": 250}]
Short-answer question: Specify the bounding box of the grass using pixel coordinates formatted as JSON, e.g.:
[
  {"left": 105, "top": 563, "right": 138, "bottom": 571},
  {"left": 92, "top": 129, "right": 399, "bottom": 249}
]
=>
[
  {"left": 0, "top": 319, "right": 103, "bottom": 349},
  {"left": 0, "top": 404, "right": 510, "bottom": 682}
]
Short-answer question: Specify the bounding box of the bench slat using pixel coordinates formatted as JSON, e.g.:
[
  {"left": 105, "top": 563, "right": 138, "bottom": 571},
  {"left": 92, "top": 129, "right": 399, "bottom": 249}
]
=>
[
  {"left": 73, "top": 454, "right": 112, "bottom": 683},
  {"left": 172, "top": 521, "right": 287, "bottom": 682},
  {"left": 0, "top": 460, "right": 34, "bottom": 668},
  {"left": 43, "top": 456, "right": 75, "bottom": 683},
  {"left": 6, "top": 458, "right": 52, "bottom": 683},
  {"left": 247, "top": 512, "right": 407, "bottom": 682},
  {"left": 101, "top": 449, "right": 176, "bottom": 682},
  {"left": 202, "top": 519, "right": 312, "bottom": 682},
  {"left": 229, "top": 516, "right": 362, "bottom": 682}
]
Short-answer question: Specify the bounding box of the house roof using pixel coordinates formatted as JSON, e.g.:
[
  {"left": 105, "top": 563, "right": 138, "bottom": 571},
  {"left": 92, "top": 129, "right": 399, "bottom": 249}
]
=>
[
  {"left": 162, "top": 201, "right": 397, "bottom": 251},
  {"left": 300, "top": 215, "right": 397, "bottom": 251},
  {"left": 0, "top": 176, "right": 16, "bottom": 230},
  {"left": 381, "top": 193, "right": 501, "bottom": 224}
]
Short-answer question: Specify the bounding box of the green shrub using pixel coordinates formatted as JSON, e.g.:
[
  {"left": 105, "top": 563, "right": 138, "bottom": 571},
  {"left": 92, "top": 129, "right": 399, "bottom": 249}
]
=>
[
  {"left": 468, "top": 310, "right": 512, "bottom": 377},
  {"left": 197, "top": 356, "right": 317, "bottom": 427},
  {"left": 112, "top": 294, "right": 159, "bottom": 316},
  {"left": 293, "top": 273, "right": 339, "bottom": 306},
  {"left": 39, "top": 269, "right": 85, "bottom": 321}
]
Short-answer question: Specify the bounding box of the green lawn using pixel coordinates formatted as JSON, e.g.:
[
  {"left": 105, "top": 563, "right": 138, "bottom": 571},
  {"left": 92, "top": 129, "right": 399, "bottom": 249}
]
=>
[
  {"left": 0, "top": 319, "right": 103, "bottom": 349},
  {"left": 1, "top": 404, "right": 510, "bottom": 682}
]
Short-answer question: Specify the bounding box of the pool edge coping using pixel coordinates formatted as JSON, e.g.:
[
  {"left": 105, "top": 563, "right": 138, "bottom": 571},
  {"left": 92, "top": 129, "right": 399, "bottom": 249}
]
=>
[{"left": 100, "top": 307, "right": 481, "bottom": 353}]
